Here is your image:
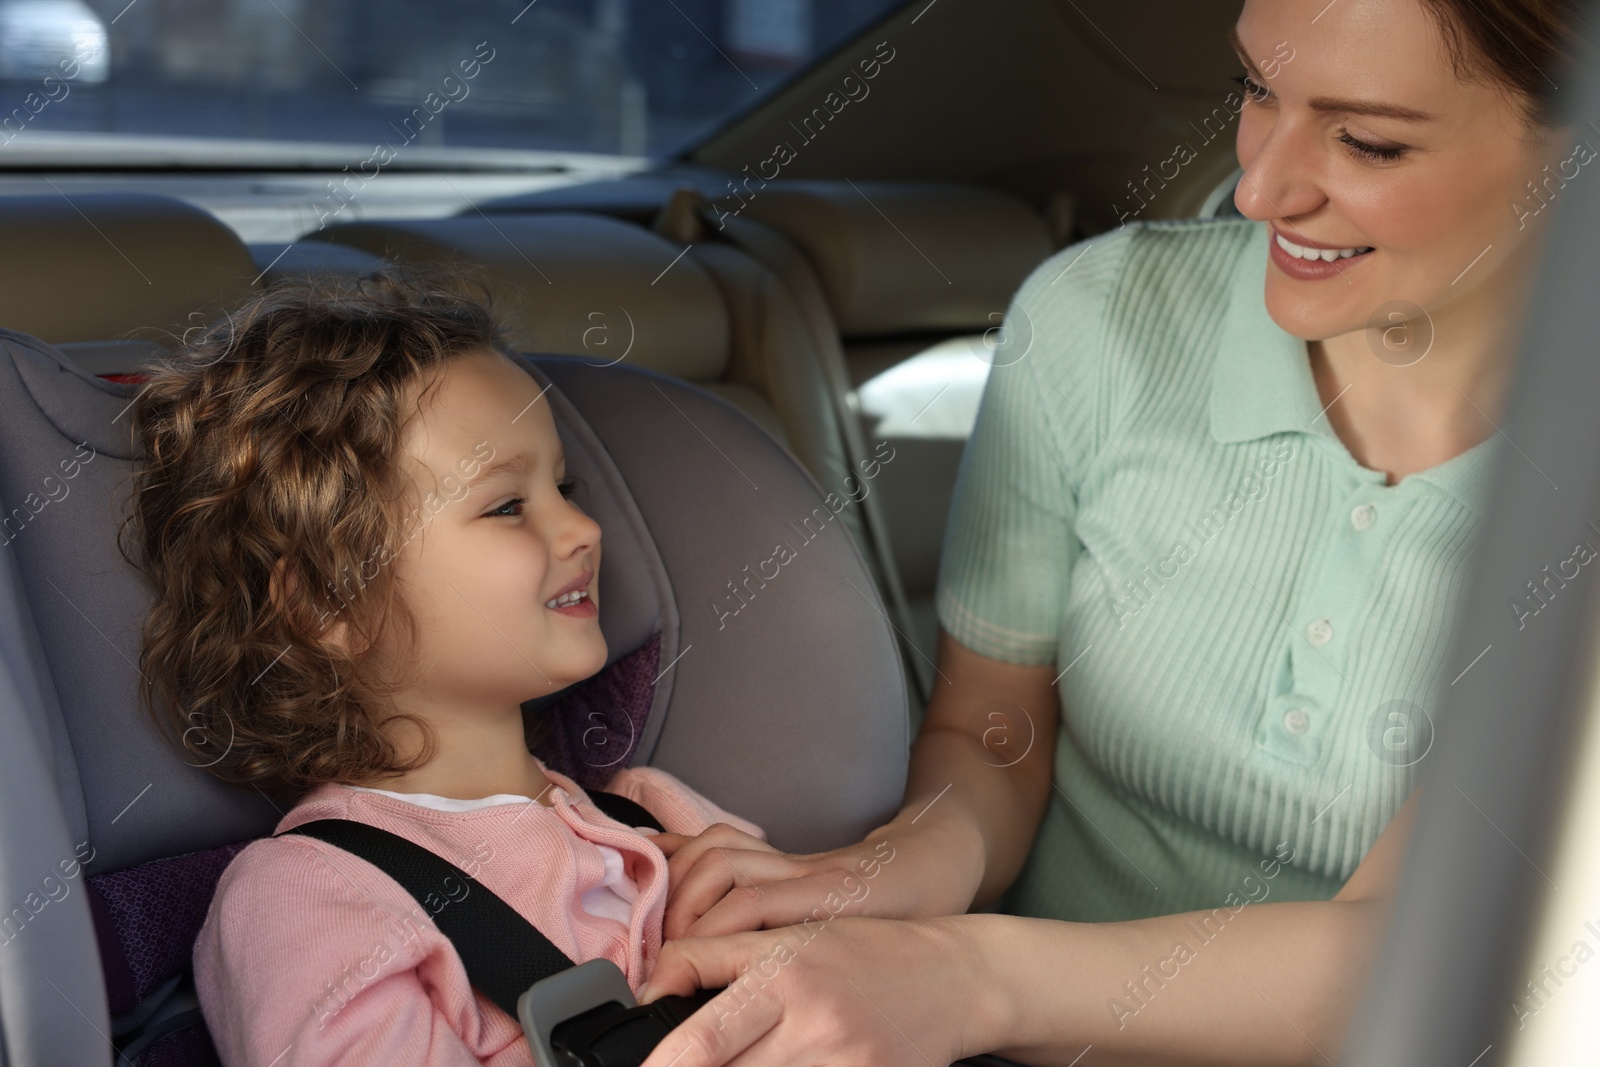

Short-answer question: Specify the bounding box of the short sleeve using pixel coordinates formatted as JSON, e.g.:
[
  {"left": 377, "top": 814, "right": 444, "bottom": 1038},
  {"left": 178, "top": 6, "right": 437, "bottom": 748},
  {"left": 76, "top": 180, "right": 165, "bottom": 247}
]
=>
[
  {"left": 603, "top": 765, "right": 768, "bottom": 841},
  {"left": 935, "top": 229, "right": 1130, "bottom": 665}
]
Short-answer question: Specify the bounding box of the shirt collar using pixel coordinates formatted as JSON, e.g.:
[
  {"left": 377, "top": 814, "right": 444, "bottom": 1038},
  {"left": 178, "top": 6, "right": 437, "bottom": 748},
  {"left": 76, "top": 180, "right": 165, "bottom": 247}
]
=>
[
  {"left": 1210, "top": 221, "right": 1333, "bottom": 446},
  {"left": 1209, "top": 220, "right": 1501, "bottom": 514}
]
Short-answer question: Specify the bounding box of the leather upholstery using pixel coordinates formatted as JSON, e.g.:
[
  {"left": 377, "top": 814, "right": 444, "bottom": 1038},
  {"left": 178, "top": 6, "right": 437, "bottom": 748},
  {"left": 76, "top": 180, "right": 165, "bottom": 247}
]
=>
[
  {"left": 0, "top": 193, "right": 256, "bottom": 347},
  {"left": 728, "top": 179, "right": 1053, "bottom": 336}
]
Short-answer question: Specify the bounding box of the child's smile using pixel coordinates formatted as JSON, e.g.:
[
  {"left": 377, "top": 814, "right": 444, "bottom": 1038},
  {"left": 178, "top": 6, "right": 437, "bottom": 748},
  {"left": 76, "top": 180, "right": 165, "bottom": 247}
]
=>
[{"left": 545, "top": 568, "right": 597, "bottom": 617}]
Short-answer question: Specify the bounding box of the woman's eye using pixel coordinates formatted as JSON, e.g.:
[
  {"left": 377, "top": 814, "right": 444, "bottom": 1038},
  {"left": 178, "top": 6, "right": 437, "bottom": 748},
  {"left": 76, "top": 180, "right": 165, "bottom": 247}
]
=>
[
  {"left": 1338, "top": 131, "right": 1406, "bottom": 163},
  {"left": 486, "top": 497, "right": 524, "bottom": 518},
  {"left": 557, "top": 479, "right": 577, "bottom": 499},
  {"left": 1233, "top": 73, "right": 1272, "bottom": 103}
]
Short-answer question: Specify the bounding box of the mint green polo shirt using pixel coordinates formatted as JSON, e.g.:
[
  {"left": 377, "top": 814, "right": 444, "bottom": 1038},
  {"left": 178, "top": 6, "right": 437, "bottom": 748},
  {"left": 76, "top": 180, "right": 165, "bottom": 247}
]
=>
[{"left": 936, "top": 217, "right": 1503, "bottom": 922}]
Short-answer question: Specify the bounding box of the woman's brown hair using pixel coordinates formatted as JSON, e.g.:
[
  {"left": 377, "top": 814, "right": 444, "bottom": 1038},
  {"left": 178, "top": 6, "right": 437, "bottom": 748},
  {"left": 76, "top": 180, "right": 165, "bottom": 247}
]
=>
[
  {"left": 118, "top": 270, "right": 510, "bottom": 800},
  {"left": 1423, "top": 0, "right": 1592, "bottom": 127}
]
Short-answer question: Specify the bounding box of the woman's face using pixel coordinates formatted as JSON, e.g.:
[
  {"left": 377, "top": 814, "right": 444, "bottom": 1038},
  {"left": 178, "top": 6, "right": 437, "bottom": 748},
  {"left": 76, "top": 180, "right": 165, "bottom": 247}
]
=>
[
  {"left": 1232, "top": 0, "right": 1570, "bottom": 343},
  {"left": 380, "top": 348, "right": 606, "bottom": 711}
]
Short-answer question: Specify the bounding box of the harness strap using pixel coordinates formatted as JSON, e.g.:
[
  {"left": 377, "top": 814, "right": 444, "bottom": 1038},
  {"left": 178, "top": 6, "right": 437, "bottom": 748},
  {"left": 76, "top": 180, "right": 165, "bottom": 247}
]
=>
[{"left": 279, "top": 788, "right": 666, "bottom": 1018}]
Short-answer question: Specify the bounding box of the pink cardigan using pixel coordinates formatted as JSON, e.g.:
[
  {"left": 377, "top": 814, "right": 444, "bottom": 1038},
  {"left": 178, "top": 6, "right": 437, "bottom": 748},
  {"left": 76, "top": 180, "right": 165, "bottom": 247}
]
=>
[{"left": 193, "top": 759, "right": 766, "bottom": 1067}]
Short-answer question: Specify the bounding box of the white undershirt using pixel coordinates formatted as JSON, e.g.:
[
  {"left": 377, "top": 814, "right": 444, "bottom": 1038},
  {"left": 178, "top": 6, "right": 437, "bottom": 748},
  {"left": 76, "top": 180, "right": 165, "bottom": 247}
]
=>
[{"left": 345, "top": 785, "right": 641, "bottom": 925}]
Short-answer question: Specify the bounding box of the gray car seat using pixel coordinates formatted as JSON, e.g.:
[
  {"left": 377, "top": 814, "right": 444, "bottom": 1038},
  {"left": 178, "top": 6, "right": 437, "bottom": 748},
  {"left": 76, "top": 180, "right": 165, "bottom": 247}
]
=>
[{"left": 0, "top": 330, "right": 909, "bottom": 1066}]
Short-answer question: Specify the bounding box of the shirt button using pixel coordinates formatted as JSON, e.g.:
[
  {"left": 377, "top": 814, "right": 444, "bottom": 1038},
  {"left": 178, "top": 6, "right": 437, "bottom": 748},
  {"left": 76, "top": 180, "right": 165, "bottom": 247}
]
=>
[
  {"left": 1350, "top": 504, "right": 1377, "bottom": 531},
  {"left": 1284, "top": 708, "right": 1311, "bottom": 735},
  {"left": 1306, "top": 618, "right": 1333, "bottom": 646}
]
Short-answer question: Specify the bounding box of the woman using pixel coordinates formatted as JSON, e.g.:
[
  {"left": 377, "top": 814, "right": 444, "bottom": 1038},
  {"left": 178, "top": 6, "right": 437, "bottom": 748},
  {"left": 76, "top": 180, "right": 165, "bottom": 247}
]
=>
[{"left": 634, "top": 0, "right": 1585, "bottom": 1062}]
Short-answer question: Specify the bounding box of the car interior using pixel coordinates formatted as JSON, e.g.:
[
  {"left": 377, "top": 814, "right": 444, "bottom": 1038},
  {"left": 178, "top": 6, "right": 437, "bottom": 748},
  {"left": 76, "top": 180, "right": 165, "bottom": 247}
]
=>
[{"left": 1, "top": 0, "right": 1597, "bottom": 1064}]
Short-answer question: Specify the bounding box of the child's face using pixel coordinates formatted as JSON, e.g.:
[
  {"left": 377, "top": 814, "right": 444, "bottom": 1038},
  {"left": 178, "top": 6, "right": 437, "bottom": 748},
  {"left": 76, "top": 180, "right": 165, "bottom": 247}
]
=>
[{"left": 381, "top": 348, "right": 606, "bottom": 706}]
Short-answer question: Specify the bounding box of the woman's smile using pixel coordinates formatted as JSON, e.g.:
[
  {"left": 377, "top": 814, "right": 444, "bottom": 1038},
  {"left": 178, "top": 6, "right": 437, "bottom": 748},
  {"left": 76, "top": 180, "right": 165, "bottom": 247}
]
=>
[{"left": 1268, "top": 222, "right": 1377, "bottom": 280}]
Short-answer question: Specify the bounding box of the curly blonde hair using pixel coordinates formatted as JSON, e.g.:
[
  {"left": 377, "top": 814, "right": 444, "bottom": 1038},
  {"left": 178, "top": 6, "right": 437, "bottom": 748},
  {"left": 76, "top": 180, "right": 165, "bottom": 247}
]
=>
[{"left": 118, "top": 270, "right": 514, "bottom": 800}]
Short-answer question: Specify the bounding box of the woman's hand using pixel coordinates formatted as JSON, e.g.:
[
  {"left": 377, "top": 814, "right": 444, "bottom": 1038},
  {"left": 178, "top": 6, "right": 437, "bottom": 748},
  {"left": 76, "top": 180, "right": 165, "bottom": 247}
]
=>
[
  {"left": 635, "top": 915, "right": 1004, "bottom": 1067},
  {"left": 652, "top": 630, "right": 1058, "bottom": 941},
  {"left": 653, "top": 814, "right": 984, "bottom": 940}
]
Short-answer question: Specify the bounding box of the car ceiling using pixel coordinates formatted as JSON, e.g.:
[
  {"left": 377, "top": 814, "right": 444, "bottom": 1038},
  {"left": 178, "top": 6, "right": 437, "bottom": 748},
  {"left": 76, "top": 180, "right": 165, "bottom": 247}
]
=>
[{"left": 689, "top": 0, "right": 1247, "bottom": 233}]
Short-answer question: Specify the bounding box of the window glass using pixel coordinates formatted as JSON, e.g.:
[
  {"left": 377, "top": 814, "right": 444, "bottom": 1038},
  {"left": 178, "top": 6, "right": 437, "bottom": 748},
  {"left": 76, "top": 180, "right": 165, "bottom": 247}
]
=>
[{"left": 0, "top": 0, "right": 908, "bottom": 161}]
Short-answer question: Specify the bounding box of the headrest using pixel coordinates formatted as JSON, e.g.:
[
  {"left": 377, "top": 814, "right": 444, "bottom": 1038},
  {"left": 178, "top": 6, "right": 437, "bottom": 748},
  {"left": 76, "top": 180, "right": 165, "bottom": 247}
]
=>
[
  {"left": 0, "top": 193, "right": 256, "bottom": 346},
  {"left": 0, "top": 330, "right": 673, "bottom": 872},
  {"left": 306, "top": 213, "right": 730, "bottom": 382},
  {"left": 248, "top": 240, "right": 390, "bottom": 286},
  {"left": 724, "top": 180, "right": 1052, "bottom": 336},
  {"left": 477, "top": 172, "right": 742, "bottom": 223}
]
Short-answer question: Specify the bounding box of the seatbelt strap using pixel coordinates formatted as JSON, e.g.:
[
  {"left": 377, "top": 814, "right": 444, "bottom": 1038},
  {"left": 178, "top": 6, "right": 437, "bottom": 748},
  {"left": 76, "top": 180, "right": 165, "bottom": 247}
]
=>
[
  {"left": 278, "top": 789, "right": 665, "bottom": 1020},
  {"left": 279, "top": 796, "right": 1040, "bottom": 1067}
]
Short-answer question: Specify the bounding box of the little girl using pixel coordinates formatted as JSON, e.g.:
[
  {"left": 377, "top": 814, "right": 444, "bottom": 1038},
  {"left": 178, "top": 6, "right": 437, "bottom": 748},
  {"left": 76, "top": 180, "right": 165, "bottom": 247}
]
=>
[{"left": 121, "top": 272, "right": 769, "bottom": 1066}]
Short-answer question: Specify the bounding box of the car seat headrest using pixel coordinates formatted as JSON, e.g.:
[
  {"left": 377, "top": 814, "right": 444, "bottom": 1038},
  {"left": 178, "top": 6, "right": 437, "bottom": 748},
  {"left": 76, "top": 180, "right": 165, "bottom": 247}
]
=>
[
  {"left": 247, "top": 240, "right": 391, "bottom": 287},
  {"left": 306, "top": 213, "right": 732, "bottom": 383},
  {"left": 0, "top": 193, "right": 256, "bottom": 347},
  {"left": 0, "top": 332, "right": 676, "bottom": 873},
  {"left": 722, "top": 179, "right": 1053, "bottom": 337}
]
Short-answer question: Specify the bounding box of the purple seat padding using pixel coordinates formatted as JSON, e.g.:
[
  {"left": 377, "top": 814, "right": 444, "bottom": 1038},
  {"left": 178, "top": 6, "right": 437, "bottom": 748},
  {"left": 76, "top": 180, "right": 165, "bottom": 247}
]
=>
[
  {"left": 530, "top": 633, "right": 661, "bottom": 793},
  {"left": 88, "top": 634, "right": 662, "bottom": 1057},
  {"left": 88, "top": 841, "right": 252, "bottom": 1016}
]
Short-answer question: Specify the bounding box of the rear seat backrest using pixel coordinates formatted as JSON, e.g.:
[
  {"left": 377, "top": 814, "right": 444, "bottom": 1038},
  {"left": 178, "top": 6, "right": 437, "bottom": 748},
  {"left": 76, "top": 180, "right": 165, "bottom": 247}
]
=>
[
  {"left": 643, "top": 190, "right": 933, "bottom": 711},
  {"left": 248, "top": 238, "right": 390, "bottom": 285},
  {"left": 301, "top": 213, "right": 788, "bottom": 446},
  {"left": 726, "top": 180, "right": 1055, "bottom": 673},
  {"left": 731, "top": 180, "right": 1054, "bottom": 337},
  {"left": 0, "top": 192, "right": 257, "bottom": 376}
]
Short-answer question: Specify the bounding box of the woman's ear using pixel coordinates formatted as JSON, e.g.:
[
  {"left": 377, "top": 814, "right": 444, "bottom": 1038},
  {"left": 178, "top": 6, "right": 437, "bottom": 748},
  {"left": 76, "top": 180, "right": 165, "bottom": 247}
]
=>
[{"left": 270, "top": 556, "right": 354, "bottom": 655}]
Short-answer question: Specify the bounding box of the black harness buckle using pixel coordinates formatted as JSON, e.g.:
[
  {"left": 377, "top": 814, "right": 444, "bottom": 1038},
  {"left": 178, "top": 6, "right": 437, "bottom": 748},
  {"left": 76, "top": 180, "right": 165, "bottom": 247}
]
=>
[{"left": 520, "top": 958, "right": 720, "bottom": 1067}]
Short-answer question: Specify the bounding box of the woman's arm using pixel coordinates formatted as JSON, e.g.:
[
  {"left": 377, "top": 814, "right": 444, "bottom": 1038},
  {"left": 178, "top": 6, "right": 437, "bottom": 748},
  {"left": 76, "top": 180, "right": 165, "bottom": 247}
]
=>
[
  {"left": 659, "top": 629, "right": 1060, "bottom": 935},
  {"left": 967, "top": 791, "right": 1419, "bottom": 1066},
  {"left": 871, "top": 628, "right": 1061, "bottom": 912},
  {"left": 638, "top": 792, "right": 1418, "bottom": 1067}
]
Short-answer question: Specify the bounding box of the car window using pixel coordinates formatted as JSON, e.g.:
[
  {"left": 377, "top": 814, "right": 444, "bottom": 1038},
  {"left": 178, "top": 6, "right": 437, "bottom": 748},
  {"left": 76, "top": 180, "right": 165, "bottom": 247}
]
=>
[{"left": 0, "top": 0, "right": 906, "bottom": 161}]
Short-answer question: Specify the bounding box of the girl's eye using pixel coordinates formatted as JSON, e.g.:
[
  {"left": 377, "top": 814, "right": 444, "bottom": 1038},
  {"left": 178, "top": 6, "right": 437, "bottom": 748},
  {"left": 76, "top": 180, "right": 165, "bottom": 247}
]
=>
[
  {"left": 558, "top": 478, "right": 577, "bottom": 499},
  {"left": 1233, "top": 73, "right": 1272, "bottom": 103},
  {"left": 486, "top": 497, "right": 524, "bottom": 518},
  {"left": 1338, "top": 131, "right": 1406, "bottom": 163}
]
